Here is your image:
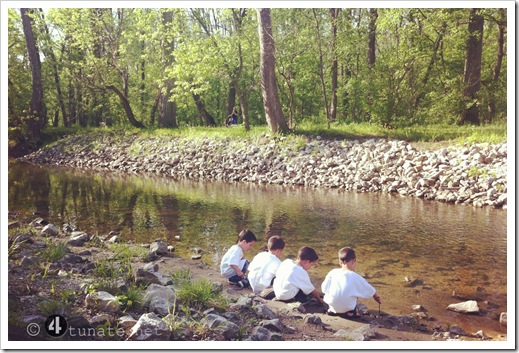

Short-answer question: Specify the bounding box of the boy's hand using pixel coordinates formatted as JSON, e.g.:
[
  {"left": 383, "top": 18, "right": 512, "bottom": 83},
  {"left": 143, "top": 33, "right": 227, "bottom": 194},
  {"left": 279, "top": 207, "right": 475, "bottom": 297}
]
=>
[{"left": 373, "top": 294, "right": 381, "bottom": 303}]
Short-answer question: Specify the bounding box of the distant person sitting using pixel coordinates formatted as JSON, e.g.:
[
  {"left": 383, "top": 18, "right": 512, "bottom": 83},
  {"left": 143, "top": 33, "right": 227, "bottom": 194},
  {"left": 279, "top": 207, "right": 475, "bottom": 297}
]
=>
[
  {"left": 248, "top": 236, "right": 285, "bottom": 296},
  {"left": 321, "top": 246, "right": 381, "bottom": 318},
  {"left": 273, "top": 246, "right": 325, "bottom": 304},
  {"left": 226, "top": 107, "right": 238, "bottom": 127}
]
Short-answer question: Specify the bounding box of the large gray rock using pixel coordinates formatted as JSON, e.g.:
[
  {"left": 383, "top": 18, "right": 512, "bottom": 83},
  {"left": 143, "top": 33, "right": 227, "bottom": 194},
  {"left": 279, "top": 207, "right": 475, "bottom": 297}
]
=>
[
  {"left": 248, "top": 326, "right": 283, "bottom": 341},
  {"left": 118, "top": 315, "right": 138, "bottom": 331},
  {"left": 149, "top": 240, "right": 168, "bottom": 255},
  {"left": 85, "top": 291, "right": 120, "bottom": 313},
  {"left": 333, "top": 324, "right": 376, "bottom": 341},
  {"left": 67, "top": 232, "right": 89, "bottom": 246},
  {"left": 447, "top": 300, "right": 480, "bottom": 314},
  {"left": 203, "top": 314, "right": 240, "bottom": 340},
  {"left": 127, "top": 313, "right": 171, "bottom": 340},
  {"left": 142, "top": 284, "right": 176, "bottom": 316},
  {"left": 254, "top": 304, "right": 277, "bottom": 320},
  {"left": 41, "top": 223, "right": 59, "bottom": 236},
  {"left": 135, "top": 266, "right": 173, "bottom": 286}
]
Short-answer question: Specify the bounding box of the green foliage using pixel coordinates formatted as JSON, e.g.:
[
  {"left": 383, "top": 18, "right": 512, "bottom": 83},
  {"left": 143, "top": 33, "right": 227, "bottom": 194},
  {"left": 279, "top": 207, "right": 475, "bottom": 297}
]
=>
[
  {"left": 8, "top": 230, "right": 31, "bottom": 260},
  {"left": 110, "top": 285, "right": 143, "bottom": 312},
  {"left": 38, "top": 298, "right": 67, "bottom": 316},
  {"left": 171, "top": 269, "right": 228, "bottom": 311},
  {"left": 92, "top": 258, "right": 134, "bottom": 282},
  {"left": 110, "top": 243, "right": 148, "bottom": 262},
  {"left": 9, "top": 7, "right": 508, "bottom": 141},
  {"left": 39, "top": 241, "right": 69, "bottom": 263},
  {"left": 170, "top": 269, "right": 192, "bottom": 286}
]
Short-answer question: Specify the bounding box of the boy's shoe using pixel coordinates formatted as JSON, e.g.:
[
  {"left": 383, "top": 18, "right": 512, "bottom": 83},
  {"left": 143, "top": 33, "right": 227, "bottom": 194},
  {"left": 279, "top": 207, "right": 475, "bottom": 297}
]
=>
[
  {"left": 259, "top": 288, "right": 275, "bottom": 300},
  {"left": 237, "top": 278, "right": 250, "bottom": 288},
  {"left": 228, "top": 279, "right": 240, "bottom": 286}
]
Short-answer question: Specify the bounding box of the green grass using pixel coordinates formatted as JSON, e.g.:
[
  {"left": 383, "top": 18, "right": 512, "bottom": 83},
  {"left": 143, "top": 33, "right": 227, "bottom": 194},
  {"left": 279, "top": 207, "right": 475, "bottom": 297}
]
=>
[
  {"left": 110, "top": 284, "right": 143, "bottom": 312},
  {"left": 110, "top": 243, "right": 148, "bottom": 262},
  {"left": 170, "top": 269, "right": 228, "bottom": 311},
  {"left": 294, "top": 121, "right": 507, "bottom": 144},
  {"left": 42, "top": 121, "right": 507, "bottom": 149},
  {"left": 39, "top": 241, "right": 69, "bottom": 262},
  {"left": 175, "top": 278, "right": 229, "bottom": 311}
]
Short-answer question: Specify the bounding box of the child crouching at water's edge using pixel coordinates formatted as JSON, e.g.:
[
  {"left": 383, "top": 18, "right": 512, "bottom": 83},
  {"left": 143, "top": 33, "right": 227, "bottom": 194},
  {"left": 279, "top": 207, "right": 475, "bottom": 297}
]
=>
[
  {"left": 248, "top": 235, "right": 285, "bottom": 294},
  {"left": 321, "top": 246, "right": 381, "bottom": 318},
  {"left": 220, "top": 229, "right": 257, "bottom": 288},
  {"left": 273, "top": 246, "right": 325, "bottom": 304}
]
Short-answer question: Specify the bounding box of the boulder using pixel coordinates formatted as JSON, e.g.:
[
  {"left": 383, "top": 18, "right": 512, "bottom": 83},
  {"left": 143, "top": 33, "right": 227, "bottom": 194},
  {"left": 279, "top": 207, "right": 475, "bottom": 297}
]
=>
[
  {"left": 67, "top": 232, "right": 89, "bottom": 247},
  {"left": 203, "top": 314, "right": 240, "bottom": 340},
  {"left": 254, "top": 304, "right": 277, "bottom": 320},
  {"left": 41, "top": 224, "right": 59, "bottom": 237},
  {"left": 127, "top": 313, "right": 171, "bottom": 340},
  {"left": 149, "top": 240, "right": 168, "bottom": 255},
  {"left": 85, "top": 291, "right": 121, "bottom": 313},
  {"left": 142, "top": 284, "right": 176, "bottom": 316},
  {"left": 248, "top": 326, "right": 283, "bottom": 341},
  {"left": 446, "top": 300, "right": 480, "bottom": 314}
]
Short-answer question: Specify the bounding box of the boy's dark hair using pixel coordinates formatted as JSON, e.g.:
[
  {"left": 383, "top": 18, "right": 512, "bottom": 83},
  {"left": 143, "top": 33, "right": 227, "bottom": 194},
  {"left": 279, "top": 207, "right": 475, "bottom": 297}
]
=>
[
  {"left": 298, "top": 246, "right": 318, "bottom": 262},
  {"left": 237, "top": 229, "right": 257, "bottom": 243},
  {"left": 339, "top": 247, "right": 356, "bottom": 264},
  {"left": 267, "top": 236, "right": 285, "bottom": 251}
]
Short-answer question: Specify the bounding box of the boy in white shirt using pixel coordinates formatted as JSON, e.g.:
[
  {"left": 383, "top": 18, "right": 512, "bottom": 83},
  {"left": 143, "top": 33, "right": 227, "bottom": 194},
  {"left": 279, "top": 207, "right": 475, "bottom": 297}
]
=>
[
  {"left": 273, "top": 246, "right": 325, "bottom": 304},
  {"left": 321, "top": 247, "right": 381, "bottom": 317},
  {"left": 220, "top": 229, "right": 257, "bottom": 288},
  {"left": 248, "top": 236, "right": 285, "bottom": 294}
]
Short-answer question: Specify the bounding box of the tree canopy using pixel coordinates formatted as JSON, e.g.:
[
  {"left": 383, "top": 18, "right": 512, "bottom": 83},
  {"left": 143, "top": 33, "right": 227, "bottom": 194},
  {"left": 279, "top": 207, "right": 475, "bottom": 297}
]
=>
[{"left": 8, "top": 7, "right": 508, "bottom": 146}]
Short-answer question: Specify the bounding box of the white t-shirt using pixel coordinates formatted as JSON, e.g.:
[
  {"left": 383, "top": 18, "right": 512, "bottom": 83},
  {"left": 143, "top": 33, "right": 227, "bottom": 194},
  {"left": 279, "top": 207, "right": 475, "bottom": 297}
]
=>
[
  {"left": 220, "top": 244, "right": 246, "bottom": 278},
  {"left": 248, "top": 251, "right": 282, "bottom": 293},
  {"left": 321, "top": 268, "right": 376, "bottom": 313},
  {"left": 273, "top": 259, "right": 315, "bottom": 300}
]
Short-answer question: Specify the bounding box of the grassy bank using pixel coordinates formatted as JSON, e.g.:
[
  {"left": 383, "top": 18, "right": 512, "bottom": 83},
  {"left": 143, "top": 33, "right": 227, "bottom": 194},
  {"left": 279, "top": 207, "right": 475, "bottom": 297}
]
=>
[{"left": 40, "top": 122, "right": 507, "bottom": 149}]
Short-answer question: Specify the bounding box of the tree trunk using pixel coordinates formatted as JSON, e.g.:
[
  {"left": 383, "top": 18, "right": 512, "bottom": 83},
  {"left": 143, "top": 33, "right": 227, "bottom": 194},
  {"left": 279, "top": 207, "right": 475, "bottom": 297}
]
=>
[
  {"left": 234, "top": 80, "right": 250, "bottom": 130},
  {"left": 158, "top": 10, "right": 178, "bottom": 128},
  {"left": 192, "top": 93, "right": 217, "bottom": 126},
  {"left": 226, "top": 81, "right": 236, "bottom": 118},
  {"left": 329, "top": 8, "right": 340, "bottom": 123},
  {"left": 68, "top": 76, "right": 77, "bottom": 125},
  {"left": 414, "top": 22, "right": 446, "bottom": 109},
  {"left": 368, "top": 9, "right": 378, "bottom": 68},
  {"left": 38, "top": 8, "right": 67, "bottom": 127},
  {"left": 235, "top": 42, "right": 250, "bottom": 131},
  {"left": 106, "top": 85, "right": 145, "bottom": 128},
  {"left": 21, "top": 8, "right": 46, "bottom": 144},
  {"left": 487, "top": 8, "right": 505, "bottom": 123},
  {"left": 257, "top": 8, "right": 289, "bottom": 133},
  {"left": 159, "top": 91, "right": 177, "bottom": 128},
  {"left": 150, "top": 88, "right": 161, "bottom": 126},
  {"left": 461, "top": 9, "right": 484, "bottom": 125},
  {"left": 313, "top": 9, "right": 331, "bottom": 127}
]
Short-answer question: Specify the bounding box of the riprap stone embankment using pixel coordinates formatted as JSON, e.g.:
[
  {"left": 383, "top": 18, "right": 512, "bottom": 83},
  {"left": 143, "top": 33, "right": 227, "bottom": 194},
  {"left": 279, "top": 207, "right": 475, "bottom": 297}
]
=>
[{"left": 20, "top": 132, "right": 507, "bottom": 208}]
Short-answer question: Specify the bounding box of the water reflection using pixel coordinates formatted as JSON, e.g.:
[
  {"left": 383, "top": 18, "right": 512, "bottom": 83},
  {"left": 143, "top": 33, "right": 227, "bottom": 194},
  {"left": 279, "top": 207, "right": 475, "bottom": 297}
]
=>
[{"left": 8, "top": 160, "right": 508, "bottom": 335}]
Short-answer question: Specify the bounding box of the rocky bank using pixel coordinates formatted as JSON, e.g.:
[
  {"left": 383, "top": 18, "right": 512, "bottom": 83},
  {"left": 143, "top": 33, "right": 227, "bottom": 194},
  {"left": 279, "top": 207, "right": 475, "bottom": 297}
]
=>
[
  {"left": 19, "top": 131, "right": 508, "bottom": 209},
  {"left": 8, "top": 216, "right": 507, "bottom": 344}
]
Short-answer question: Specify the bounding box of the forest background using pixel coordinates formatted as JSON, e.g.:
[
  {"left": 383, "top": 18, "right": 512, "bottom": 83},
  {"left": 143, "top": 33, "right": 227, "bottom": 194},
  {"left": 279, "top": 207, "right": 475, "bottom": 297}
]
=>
[{"left": 6, "top": 5, "right": 509, "bottom": 155}]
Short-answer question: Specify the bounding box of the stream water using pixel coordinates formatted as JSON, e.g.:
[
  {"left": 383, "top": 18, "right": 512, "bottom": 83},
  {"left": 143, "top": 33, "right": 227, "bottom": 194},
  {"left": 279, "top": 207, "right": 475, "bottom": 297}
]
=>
[{"left": 7, "top": 160, "right": 509, "bottom": 338}]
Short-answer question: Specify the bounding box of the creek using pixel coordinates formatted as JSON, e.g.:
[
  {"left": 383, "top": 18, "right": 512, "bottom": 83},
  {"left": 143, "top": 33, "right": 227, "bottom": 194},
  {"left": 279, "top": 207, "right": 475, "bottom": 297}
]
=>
[{"left": 7, "top": 160, "right": 508, "bottom": 338}]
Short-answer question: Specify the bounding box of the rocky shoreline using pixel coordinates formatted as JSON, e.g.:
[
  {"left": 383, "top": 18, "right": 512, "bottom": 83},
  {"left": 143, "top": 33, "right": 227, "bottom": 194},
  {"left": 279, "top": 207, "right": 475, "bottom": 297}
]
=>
[
  {"left": 8, "top": 216, "right": 507, "bottom": 344},
  {"left": 19, "top": 131, "right": 507, "bottom": 209}
]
